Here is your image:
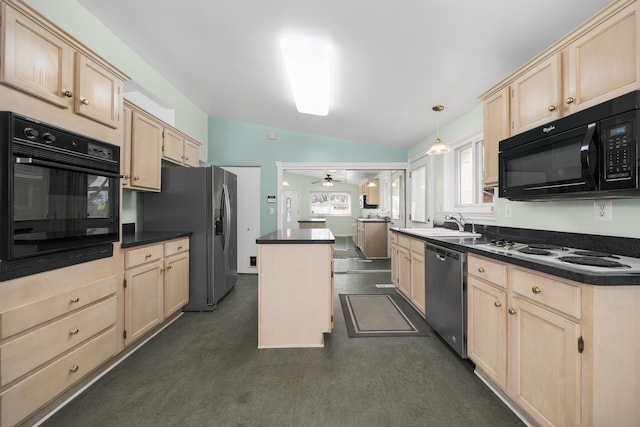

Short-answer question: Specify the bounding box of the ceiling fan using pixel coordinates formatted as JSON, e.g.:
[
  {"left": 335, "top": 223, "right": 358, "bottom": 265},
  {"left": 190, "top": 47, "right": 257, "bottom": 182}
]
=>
[{"left": 312, "top": 174, "right": 341, "bottom": 186}]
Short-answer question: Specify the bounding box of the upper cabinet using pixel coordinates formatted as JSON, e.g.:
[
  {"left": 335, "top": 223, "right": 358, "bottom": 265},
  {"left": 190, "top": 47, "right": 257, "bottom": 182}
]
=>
[
  {"left": 122, "top": 99, "right": 202, "bottom": 191},
  {"left": 163, "top": 127, "right": 201, "bottom": 167},
  {"left": 480, "top": 0, "right": 640, "bottom": 188},
  {"left": 0, "top": 1, "right": 126, "bottom": 139}
]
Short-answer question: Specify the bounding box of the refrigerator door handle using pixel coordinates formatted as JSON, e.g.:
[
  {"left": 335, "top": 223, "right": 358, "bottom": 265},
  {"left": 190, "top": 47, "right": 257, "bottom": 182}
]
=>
[{"left": 223, "top": 183, "right": 231, "bottom": 253}]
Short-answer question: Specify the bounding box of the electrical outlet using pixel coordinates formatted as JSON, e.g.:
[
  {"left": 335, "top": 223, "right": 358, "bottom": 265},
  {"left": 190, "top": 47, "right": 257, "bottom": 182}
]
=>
[
  {"left": 594, "top": 200, "right": 612, "bottom": 221},
  {"left": 504, "top": 203, "right": 512, "bottom": 218}
]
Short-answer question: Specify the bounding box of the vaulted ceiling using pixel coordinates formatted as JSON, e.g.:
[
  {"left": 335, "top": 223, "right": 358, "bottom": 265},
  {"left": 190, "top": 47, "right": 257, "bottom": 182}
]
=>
[{"left": 78, "top": 0, "right": 611, "bottom": 149}]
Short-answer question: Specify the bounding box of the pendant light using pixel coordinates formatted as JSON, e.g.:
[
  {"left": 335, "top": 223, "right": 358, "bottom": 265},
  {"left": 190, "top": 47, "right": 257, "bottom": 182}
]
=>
[{"left": 426, "top": 105, "right": 450, "bottom": 155}]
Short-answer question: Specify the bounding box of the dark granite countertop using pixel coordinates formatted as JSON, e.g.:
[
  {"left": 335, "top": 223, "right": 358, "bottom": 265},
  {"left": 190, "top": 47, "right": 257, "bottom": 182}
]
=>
[
  {"left": 298, "top": 218, "right": 326, "bottom": 223},
  {"left": 391, "top": 227, "right": 640, "bottom": 286},
  {"left": 257, "top": 228, "right": 335, "bottom": 244},
  {"left": 121, "top": 231, "right": 192, "bottom": 249}
]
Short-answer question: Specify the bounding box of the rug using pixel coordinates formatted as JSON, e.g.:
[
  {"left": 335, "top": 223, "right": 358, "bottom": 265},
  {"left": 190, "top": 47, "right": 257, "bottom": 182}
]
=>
[
  {"left": 339, "top": 293, "right": 429, "bottom": 338},
  {"left": 334, "top": 249, "right": 359, "bottom": 259}
]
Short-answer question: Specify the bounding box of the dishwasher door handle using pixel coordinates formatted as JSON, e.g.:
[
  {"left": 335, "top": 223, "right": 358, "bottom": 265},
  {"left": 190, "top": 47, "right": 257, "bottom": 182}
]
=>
[{"left": 436, "top": 254, "right": 447, "bottom": 261}]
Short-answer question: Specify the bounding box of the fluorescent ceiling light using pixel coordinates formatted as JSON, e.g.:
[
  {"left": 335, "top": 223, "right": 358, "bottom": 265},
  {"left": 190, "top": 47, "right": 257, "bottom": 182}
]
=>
[{"left": 281, "top": 36, "right": 333, "bottom": 116}]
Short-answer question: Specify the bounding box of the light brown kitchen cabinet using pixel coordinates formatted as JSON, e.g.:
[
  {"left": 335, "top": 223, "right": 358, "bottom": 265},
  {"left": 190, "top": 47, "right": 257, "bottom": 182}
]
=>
[
  {"left": 468, "top": 253, "right": 640, "bottom": 426},
  {"left": 0, "top": 260, "right": 118, "bottom": 427},
  {"left": 509, "top": 296, "right": 581, "bottom": 427},
  {"left": 360, "top": 179, "right": 379, "bottom": 205},
  {"left": 356, "top": 220, "right": 388, "bottom": 258},
  {"left": 163, "top": 239, "right": 190, "bottom": 317},
  {"left": 409, "top": 239, "right": 425, "bottom": 314},
  {"left": 163, "top": 127, "right": 200, "bottom": 167},
  {"left": 1, "top": 2, "right": 123, "bottom": 128},
  {"left": 393, "top": 232, "right": 425, "bottom": 316},
  {"left": 122, "top": 101, "right": 163, "bottom": 191},
  {"left": 482, "top": 87, "right": 510, "bottom": 188},
  {"left": 467, "top": 276, "right": 507, "bottom": 389},
  {"left": 390, "top": 232, "right": 399, "bottom": 286},
  {"left": 565, "top": 1, "right": 640, "bottom": 114},
  {"left": 124, "top": 244, "right": 164, "bottom": 345},
  {"left": 510, "top": 53, "right": 561, "bottom": 135},
  {"left": 480, "top": 0, "right": 640, "bottom": 187},
  {"left": 123, "top": 238, "right": 191, "bottom": 345}
]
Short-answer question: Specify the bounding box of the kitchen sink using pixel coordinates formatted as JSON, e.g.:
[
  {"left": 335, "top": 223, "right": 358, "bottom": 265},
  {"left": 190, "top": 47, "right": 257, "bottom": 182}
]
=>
[{"left": 398, "top": 227, "right": 482, "bottom": 238}]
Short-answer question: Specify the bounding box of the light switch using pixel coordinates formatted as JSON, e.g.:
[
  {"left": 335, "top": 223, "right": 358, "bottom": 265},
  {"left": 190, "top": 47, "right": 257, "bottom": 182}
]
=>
[{"left": 269, "top": 207, "right": 275, "bottom": 215}]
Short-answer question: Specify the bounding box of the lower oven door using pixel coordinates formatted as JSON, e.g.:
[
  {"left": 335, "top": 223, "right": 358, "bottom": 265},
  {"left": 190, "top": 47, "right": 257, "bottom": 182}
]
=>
[{"left": 11, "top": 157, "right": 120, "bottom": 259}]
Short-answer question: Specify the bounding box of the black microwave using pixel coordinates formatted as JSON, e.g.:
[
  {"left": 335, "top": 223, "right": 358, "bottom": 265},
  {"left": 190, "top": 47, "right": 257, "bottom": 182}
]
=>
[{"left": 499, "top": 90, "right": 640, "bottom": 200}]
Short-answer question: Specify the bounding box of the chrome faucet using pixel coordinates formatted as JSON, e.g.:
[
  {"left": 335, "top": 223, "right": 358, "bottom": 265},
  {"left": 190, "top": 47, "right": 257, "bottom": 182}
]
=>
[{"left": 444, "top": 213, "right": 465, "bottom": 232}]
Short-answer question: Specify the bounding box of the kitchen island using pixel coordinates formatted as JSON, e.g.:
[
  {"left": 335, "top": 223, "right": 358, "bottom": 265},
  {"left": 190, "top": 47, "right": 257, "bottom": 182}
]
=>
[{"left": 256, "top": 228, "right": 335, "bottom": 348}]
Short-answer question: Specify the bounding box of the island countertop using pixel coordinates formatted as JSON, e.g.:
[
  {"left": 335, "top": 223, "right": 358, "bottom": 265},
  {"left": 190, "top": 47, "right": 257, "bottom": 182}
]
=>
[{"left": 256, "top": 228, "right": 335, "bottom": 244}]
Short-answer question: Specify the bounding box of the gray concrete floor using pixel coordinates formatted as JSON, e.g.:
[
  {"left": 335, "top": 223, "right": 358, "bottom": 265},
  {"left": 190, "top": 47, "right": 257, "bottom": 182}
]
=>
[{"left": 42, "top": 245, "right": 524, "bottom": 427}]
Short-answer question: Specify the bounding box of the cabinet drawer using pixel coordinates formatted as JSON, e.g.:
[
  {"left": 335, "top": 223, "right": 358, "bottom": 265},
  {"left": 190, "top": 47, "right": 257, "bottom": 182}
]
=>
[
  {"left": 398, "top": 235, "right": 411, "bottom": 249},
  {"left": 410, "top": 238, "right": 425, "bottom": 255},
  {"left": 125, "top": 244, "right": 163, "bottom": 268},
  {"left": 0, "top": 327, "right": 117, "bottom": 427},
  {"left": 1, "top": 275, "right": 117, "bottom": 340},
  {"left": 164, "top": 238, "right": 189, "bottom": 257},
  {"left": 511, "top": 269, "right": 581, "bottom": 319},
  {"left": 390, "top": 232, "right": 398, "bottom": 244},
  {"left": 1, "top": 296, "right": 117, "bottom": 386},
  {"left": 468, "top": 255, "right": 507, "bottom": 288}
]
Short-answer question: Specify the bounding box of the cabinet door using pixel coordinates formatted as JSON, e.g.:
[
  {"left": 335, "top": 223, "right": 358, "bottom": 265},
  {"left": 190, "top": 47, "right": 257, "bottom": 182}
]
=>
[
  {"left": 75, "top": 54, "right": 122, "bottom": 128},
  {"left": 390, "top": 243, "right": 399, "bottom": 286},
  {"left": 566, "top": 2, "right": 640, "bottom": 114},
  {"left": 163, "top": 128, "right": 185, "bottom": 164},
  {"left": 511, "top": 53, "right": 561, "bottom": 135},
  {"left": 397, "top": 246, "right": 411, "bottom": 298},
  {"left": 130, "top": 111, "right": 162, "bottom": 191},
  {"left": 183, "top": 139, "right": 200, "bottom": 167},
  {"left": 121, "top": 105, "right": 132, "bottom": 188},
  {"left": 124, "top": 261, "right": 164, "bottom": 345},
  {"left": 164, "top": 252, "right": 189, "bottom": 317},
  {"left": 467, "top": 277, "right": 507, "bottom": 389},
  {"left": 0, "top": 4, "right": 74, "bottom": 108},
  {"left": 483, "top": 87, "right": 510, "bottom": 188},
  {"left": 509, "top": 297, "right": 581, "bottom": 427},
  {"left": 410, "top": 251, "right": 425, "bottom": 315},
  {"left": 365, "top": 179, "right": 379, "bottom": 205}
]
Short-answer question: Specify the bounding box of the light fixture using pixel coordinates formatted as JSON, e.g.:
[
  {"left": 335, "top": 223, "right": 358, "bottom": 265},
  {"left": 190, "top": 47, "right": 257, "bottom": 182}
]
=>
[
  {"left": 367, "top": 179, "right": 377, "bottom": 187},
  {"left": 282, "top": 180, "right": 290, "bottom": 186},
  {"left": 323, "top": 180, "right": 334, "bottom": 187},
  {"left": 426, "top": 105, "right": 450, "bottom": 156},
  {"left": 281, "top": 36, "right": 333, "bottom": 116}
]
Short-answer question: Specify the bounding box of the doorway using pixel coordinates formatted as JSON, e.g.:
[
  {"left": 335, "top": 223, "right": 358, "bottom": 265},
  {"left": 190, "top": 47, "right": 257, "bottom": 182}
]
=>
[
  {"left": 223, "top": 166, "right": 260, "bottom": 274},
  {"left": 282, "top": 189, "right": 300, "bottom": 228}
]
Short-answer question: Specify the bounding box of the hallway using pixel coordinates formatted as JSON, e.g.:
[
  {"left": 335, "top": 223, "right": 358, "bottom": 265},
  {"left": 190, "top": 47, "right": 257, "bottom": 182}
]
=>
[{"left": 42, "top": 264, "right": 523, "bottom": 426}]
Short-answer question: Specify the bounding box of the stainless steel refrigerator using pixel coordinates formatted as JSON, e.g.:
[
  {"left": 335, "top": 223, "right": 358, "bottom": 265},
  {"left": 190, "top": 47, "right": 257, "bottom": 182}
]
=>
[{"left": 143, "top": 165, "right": 237, "bottom": 311}]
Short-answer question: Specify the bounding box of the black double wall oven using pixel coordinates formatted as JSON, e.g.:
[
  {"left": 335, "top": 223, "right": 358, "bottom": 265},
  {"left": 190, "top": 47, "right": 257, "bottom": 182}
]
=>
[{"left": 0, "top": 112, "right": 120, "bottom": 281}]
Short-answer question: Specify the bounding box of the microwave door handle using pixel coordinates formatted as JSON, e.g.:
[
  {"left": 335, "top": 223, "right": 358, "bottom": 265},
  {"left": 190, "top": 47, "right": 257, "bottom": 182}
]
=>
[{"left": 580, "top": 123, "right": 598, "bottom": 189}]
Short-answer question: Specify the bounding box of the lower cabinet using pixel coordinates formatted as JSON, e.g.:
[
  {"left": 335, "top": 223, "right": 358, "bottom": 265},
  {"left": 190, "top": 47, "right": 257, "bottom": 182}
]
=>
[
  {"left": 392, "top": 232, "right": 425, "bottom": 316},
  {"left": 468, "top": 254, "right": 640, "bottom": 426},
  {"left": 123, "top": 238, "right": 189, "bottom": 346},
  {"left": 0, "top": 260, "right": 118, "bottom": 426}
]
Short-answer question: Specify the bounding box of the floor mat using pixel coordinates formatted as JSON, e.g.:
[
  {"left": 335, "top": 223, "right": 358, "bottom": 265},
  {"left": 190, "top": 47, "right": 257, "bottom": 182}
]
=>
[{"left": 339, "top": 293, "right": 429, "bottom": 338}]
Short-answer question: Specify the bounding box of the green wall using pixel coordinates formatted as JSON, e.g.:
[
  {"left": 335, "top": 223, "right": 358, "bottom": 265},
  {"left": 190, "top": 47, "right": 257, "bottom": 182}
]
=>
[
  {"left": 208, "top": 116, "right": 407, "bottom": 234},
  {"left": 283, "top": 172, "right": 360, "bottom": 236},
  {"left": 419, "top": 103, "right": 640, "bottom": 238},
  {"left": 23, "top": 0, "right": 209, "bottom": 156}
]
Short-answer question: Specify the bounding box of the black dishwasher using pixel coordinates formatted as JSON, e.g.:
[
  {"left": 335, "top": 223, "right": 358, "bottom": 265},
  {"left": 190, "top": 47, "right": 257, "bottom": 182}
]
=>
[{"left": 424, "top": 242, "right": 467, "bottom": 358}]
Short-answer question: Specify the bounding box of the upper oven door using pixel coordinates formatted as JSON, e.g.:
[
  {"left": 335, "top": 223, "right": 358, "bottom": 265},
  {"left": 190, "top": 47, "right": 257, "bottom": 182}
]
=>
[
  {"left": 12, "top": 156, "right": 120, "bottom": 259},
  {"left": 498, "top": 123, "right": 599, "bottom": 200}
]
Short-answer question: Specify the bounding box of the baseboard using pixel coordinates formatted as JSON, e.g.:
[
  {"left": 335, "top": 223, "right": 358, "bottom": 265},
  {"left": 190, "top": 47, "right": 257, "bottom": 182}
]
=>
[
  {"left": 473, "top": 369, "right": 533, "bottom": 427},
  {"left": 31, "top": 312, "right": 183, "bottom": 426}
]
